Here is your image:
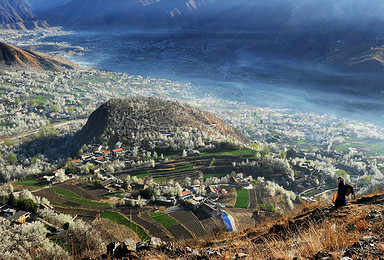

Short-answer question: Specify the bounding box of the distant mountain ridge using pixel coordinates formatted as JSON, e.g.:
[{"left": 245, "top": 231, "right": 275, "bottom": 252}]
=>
[
  {"left": 0, "top": 0, "right": 48, "bottom": 29},
  {"left": 38, "top": 0, "right": 384, "bottom": 73},
  {"left": 0, "top": 41, "right": 76, "bottom": 71},
  {"left": 41, "top": 0, "right": 384, "bottom": 32},
  {"left": 27, "top": 0, "right": 69, "bottom": 14},
  {"left": 45, "top": 0, "right": 226, "bottom": 28},
  {"left": 0, "top": 0, "right": 35, "bottom": 24}
]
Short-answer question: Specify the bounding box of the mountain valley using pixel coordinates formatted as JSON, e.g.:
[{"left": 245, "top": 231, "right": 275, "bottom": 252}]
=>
[{"left": 0, "top": 1, "right": 384, "bottom": 259}]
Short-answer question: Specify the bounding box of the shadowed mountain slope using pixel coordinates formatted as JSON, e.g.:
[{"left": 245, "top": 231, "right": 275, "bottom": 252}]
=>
[
  {"left": 0, "top": 0, "right": 35, "bottom": 24},
  {"left": 0, "top": 0, "right": 48, "bottom": 29},
  {"left": 0, "top": 41, "right": 76, "bottom": 71}
]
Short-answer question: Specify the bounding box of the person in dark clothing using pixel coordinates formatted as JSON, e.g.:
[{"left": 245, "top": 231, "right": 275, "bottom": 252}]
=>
[{"left": 334, "top": 177, "right": 347, "bottom": 208}]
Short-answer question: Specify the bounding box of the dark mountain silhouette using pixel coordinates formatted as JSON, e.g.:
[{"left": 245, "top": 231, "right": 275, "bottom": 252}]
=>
[{"left": 0, "top": 41, "right": 76, "bottom": 71}]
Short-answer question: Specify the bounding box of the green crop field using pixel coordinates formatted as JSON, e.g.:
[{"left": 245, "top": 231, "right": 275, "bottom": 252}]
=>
[
  {"left": 235, "top": 189, "right": 249, "bottom": 208},
  {"left": 200, "top": 149, "right": 255, "bottom": 157},
  {"left": 13, "top": 177, "right": 48, "bottom": 187},
  {"left": 101, "top": 211, "right": 150, "bottom": 241},
  {"left": 150, "top": 211, "right": 179, "bottom": 227},
  {"left": 334, "top": 138, "right": 384, "bottom": 156},
  {"left": 51, "top": 187, "right": 111, "bottom": 208}
]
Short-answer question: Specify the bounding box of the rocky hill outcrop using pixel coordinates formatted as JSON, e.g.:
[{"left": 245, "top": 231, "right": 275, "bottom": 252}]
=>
[{"left": 76, "top": 97, "right": 247, "bottom": 146}]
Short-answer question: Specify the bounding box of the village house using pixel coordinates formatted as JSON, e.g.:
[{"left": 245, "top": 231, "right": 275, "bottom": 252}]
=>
[
  {"left": 72, "top": 159, "right": 82, "bottom": 166},
  {"left": 156, "top": 196, "right": 177, "bottom": 206},
  {"left": 181, "top": 189, "right": 193, "bottom": 200},
  {"left": 100, "top": 178, "right": 122, "bottom": 191},
  {"left": 9, "top": 211, "right": 30, "bottom": 224},
  {"left": 90, "top": 165, "right": 101, "bottom": 175},
  {"left": 184, "top": 198, "right": 200, "bottom": 211},
  {"left": 41, "top": 175, "right": 55, "bottom": 182},
  {"left": 187, "top": 149, "right": 200, "bottom": 156},
  {"left": 38, "top": 203, "right": 54, "bottom": 210},
  {"left": 1, "top": 206, "right": 16, "bottom": 217},
  {"left": 201, "top": 202, "right": 221, "bottom": 217},
  {"left": 206, "top": 185, "right": 219, "bottom": 198}
]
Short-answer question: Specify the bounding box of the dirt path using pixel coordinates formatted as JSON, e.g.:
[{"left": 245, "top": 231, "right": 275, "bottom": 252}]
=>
[
  {"left": 0, "top": 119, "right": 85, "bottom": 143},
  {"left": 248, "top": 188, "right": 257, "bottom": 209}
]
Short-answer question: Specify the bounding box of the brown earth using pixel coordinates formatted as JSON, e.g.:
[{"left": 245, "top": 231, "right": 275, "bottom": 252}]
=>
[
  {"left": 92, "top": 218, "right": 140, "bottom": 243},
  {"left": 0, "top": 41, "right": 76, "bottom": 71},
  {"left": 115, "top": 192, "right": 384, "bottom": 259}
]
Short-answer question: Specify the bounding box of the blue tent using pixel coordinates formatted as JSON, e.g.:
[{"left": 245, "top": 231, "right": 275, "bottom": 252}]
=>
[{"left": 221, "top": 213, "right": 233, "bottom": 231}]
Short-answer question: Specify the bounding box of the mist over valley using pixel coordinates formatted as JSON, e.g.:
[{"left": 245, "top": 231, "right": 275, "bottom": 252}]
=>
[
  {"left": 1, "top": 2, "right": 384, "bottom": 259},
  {"left": 18, "top": 0, "right": 382, "bottom": 124},
  {"left": 27, "top": 27, "right": 383, "bottom": 126}
]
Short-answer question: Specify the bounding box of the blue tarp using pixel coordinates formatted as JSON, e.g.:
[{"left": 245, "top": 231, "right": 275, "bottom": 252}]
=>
[{"left": 221, "top": 213, "right": 233, "bottom": 231}]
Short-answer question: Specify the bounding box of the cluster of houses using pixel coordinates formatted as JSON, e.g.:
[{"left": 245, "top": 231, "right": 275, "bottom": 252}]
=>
[{"left": 0, "top": 203, "right": 52, "bottom": 224}]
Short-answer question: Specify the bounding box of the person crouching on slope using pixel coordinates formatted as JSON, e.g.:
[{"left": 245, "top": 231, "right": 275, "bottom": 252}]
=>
[{"left": 334, "top": 177, "right": 347, "bottom": 208}]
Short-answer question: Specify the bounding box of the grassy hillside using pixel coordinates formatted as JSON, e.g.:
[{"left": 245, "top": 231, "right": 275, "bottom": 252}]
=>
[{"left": 115, "top": 192, "right": 384, "bottom": 259}]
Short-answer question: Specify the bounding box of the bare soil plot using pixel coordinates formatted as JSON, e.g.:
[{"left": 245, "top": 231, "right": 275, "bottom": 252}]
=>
[
  {"left": 227, "top": 208, "right": 256, "bottom": 230},
  {"left": 193, "top": 211, "right": 225, "bottom": 235},
  {"left": 56, "top": 207, "right": 99, "bottom": 222},
  {"left": 76, "top": 183, "right": 111, "bottom": 199},
  {"left": 34, "top": 188, "right": 70, "bottom": 206},
  {"left": 166, "top": 224, "right": 194, "bottom": 241},
  {"left": 169, "top": 209, "right": 208, "bottom": 238},
  {"left": 56, "top": 183, "right": 96, "bottom": 200},
  {"left": 92, "top": 218, "right": 140, "bottom": 243}
]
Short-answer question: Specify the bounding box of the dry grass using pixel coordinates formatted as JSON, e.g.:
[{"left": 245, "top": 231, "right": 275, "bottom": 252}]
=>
[
  {"left": 245, "top": 219, "right": 358, "bottom": 259},
  {"left": 135, "top": 193, "right": 384, "bottom": 260}
]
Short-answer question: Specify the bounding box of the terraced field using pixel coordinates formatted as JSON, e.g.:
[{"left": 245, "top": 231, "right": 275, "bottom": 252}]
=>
[
  {"left": 235, "top": 189, "right": 249, "bottom": 208},
  {"left": 56, "top": 183, "right": 97, "bottom": 200},
  {"left": 147, "top": 210, "right": 195, "bottom": 240},
  {"left": 139, "top": 211, "right": 174, "bottom": 241},
  {"left": 193, "top": 210, "right": 225, "bottom": 234},
  {"left": 100, "top": 211, "right": 150, "bottom": 241},
  {"left": 50, "top": 186, "right": 111, "bottom": 208},
  {"left": 118, "top": 208, "right": 173, "bottom": 242},
  {"left": 169, "top": 209, "right": 208, "bottom": 238},
  {"left": 114, "top": 149, "right": 259, "bottom": 183},
  {"left": 166, "top": 224, "right": 194, "bottom": 241}
]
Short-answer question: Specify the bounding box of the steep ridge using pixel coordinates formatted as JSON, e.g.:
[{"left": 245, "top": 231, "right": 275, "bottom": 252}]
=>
[
  {"left": 0, "top": 0, "right": 48, "bottom": 29},
  {"left": 0, "top": 0, "right": 35, "bottom": 24},
  {"left": 0, "top": 41, "right": 76, "bottom": 71},
  {"left": 76, "top": 97, "right": 247, "bottom": 145}
]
